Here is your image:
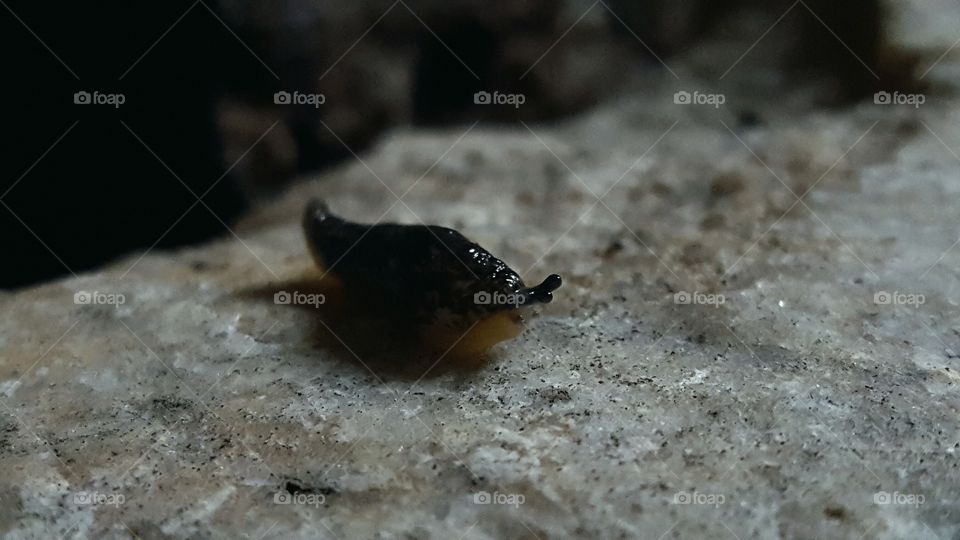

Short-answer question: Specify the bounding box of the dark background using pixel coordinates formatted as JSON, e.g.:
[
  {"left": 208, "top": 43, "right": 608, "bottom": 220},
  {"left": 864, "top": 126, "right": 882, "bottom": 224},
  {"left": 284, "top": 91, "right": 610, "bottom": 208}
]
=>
[{"left": 0, "top": 0, "right": 896, "bottom": 289}]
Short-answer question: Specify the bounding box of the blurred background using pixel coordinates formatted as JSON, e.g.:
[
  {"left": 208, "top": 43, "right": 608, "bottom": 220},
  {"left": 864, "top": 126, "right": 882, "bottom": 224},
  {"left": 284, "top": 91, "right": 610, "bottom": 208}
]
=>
[{"left": 0, "top": 0, "right": 930, "bottom": 289}]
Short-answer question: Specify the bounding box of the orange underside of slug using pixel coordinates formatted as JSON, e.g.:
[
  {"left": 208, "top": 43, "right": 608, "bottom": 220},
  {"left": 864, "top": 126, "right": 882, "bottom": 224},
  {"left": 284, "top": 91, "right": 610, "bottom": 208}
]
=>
[{"left": 421, "top": 310, "right": 526, "bottom": 358}]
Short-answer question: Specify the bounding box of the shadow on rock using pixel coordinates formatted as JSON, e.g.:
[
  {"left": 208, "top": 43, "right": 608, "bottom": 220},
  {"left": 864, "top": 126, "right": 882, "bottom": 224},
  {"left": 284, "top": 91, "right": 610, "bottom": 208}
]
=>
[{"left": 239, "top": 269, "right": 497, "bottom": 381}]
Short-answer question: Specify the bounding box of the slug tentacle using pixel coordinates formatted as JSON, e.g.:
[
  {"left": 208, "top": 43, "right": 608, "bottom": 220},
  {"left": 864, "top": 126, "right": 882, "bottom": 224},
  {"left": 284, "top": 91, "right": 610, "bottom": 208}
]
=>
[
  {"left": 302, "top": 199, "right": 562, "bottom": 353},
  {"left": 519, "top": 274, "right": 563, "bottom": 305}
]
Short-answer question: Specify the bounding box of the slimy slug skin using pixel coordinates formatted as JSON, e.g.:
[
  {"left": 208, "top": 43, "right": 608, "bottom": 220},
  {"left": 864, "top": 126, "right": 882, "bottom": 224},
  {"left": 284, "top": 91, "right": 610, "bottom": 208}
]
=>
[{"left": 302, "top": 200, "right": 561, "bottom": 355}]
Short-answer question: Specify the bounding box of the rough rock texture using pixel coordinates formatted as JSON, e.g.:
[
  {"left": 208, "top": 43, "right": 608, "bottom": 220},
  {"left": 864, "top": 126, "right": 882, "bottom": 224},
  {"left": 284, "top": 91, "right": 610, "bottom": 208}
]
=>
[
  {"left": 5, "top": 68, "right": 960, "bottom": 537},
  {"left": 7, "top": 0, "right": 960, "bottom": 530}
]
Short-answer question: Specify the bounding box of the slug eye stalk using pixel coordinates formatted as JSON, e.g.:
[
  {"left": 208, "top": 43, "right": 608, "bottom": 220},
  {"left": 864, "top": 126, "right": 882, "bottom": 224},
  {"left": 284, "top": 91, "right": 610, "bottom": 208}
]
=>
[{"left": 519, "top": 274, "right": 563, "bottom": 305}]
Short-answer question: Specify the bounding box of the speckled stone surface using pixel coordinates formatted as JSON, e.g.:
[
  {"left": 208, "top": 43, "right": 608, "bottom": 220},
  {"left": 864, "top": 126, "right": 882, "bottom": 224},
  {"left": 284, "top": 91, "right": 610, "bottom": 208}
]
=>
[{"left": 5, "top": 62, "right": 960, "bottom": 540}]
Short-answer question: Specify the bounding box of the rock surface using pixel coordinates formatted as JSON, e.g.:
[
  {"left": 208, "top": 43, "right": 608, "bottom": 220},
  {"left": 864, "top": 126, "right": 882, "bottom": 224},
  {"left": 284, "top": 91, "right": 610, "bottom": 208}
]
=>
[{"left": 4, "top": 46, "right": 960, "bottom": 540}]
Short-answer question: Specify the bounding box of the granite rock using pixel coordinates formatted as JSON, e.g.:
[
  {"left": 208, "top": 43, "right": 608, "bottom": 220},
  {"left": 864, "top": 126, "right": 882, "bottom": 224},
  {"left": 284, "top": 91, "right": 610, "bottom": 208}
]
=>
[{"left": 4, "top": 32, "right": 960, "bottom": 540}]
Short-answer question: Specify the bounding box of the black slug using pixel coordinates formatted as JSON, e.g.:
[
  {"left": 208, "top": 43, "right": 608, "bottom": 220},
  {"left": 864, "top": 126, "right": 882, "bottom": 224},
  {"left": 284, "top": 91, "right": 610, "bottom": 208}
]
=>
[{"left": 302, "top": 199, "right": 561, "bottom": 354}]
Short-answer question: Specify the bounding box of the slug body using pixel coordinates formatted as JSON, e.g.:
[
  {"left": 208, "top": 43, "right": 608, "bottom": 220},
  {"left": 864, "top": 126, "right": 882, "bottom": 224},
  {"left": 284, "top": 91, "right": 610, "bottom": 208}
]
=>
[{"left": 303, "top": 200, "right": 561, "bottom": 354}]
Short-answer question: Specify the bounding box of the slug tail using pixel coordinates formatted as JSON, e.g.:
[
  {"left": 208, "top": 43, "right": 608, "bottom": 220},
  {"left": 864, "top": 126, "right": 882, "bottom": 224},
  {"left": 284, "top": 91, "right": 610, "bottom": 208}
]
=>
[
  {"left": 303, "top": 199, "right": 339, "bottom": 270},
  {"left": 304, "top": 199, "right": 333, "bottom": 225}
]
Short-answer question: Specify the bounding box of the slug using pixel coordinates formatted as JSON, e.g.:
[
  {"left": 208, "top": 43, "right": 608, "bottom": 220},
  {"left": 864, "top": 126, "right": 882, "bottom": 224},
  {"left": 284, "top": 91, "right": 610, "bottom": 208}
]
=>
[{"left": 302, "top": 200, "right": 561, "bottom": 356}]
